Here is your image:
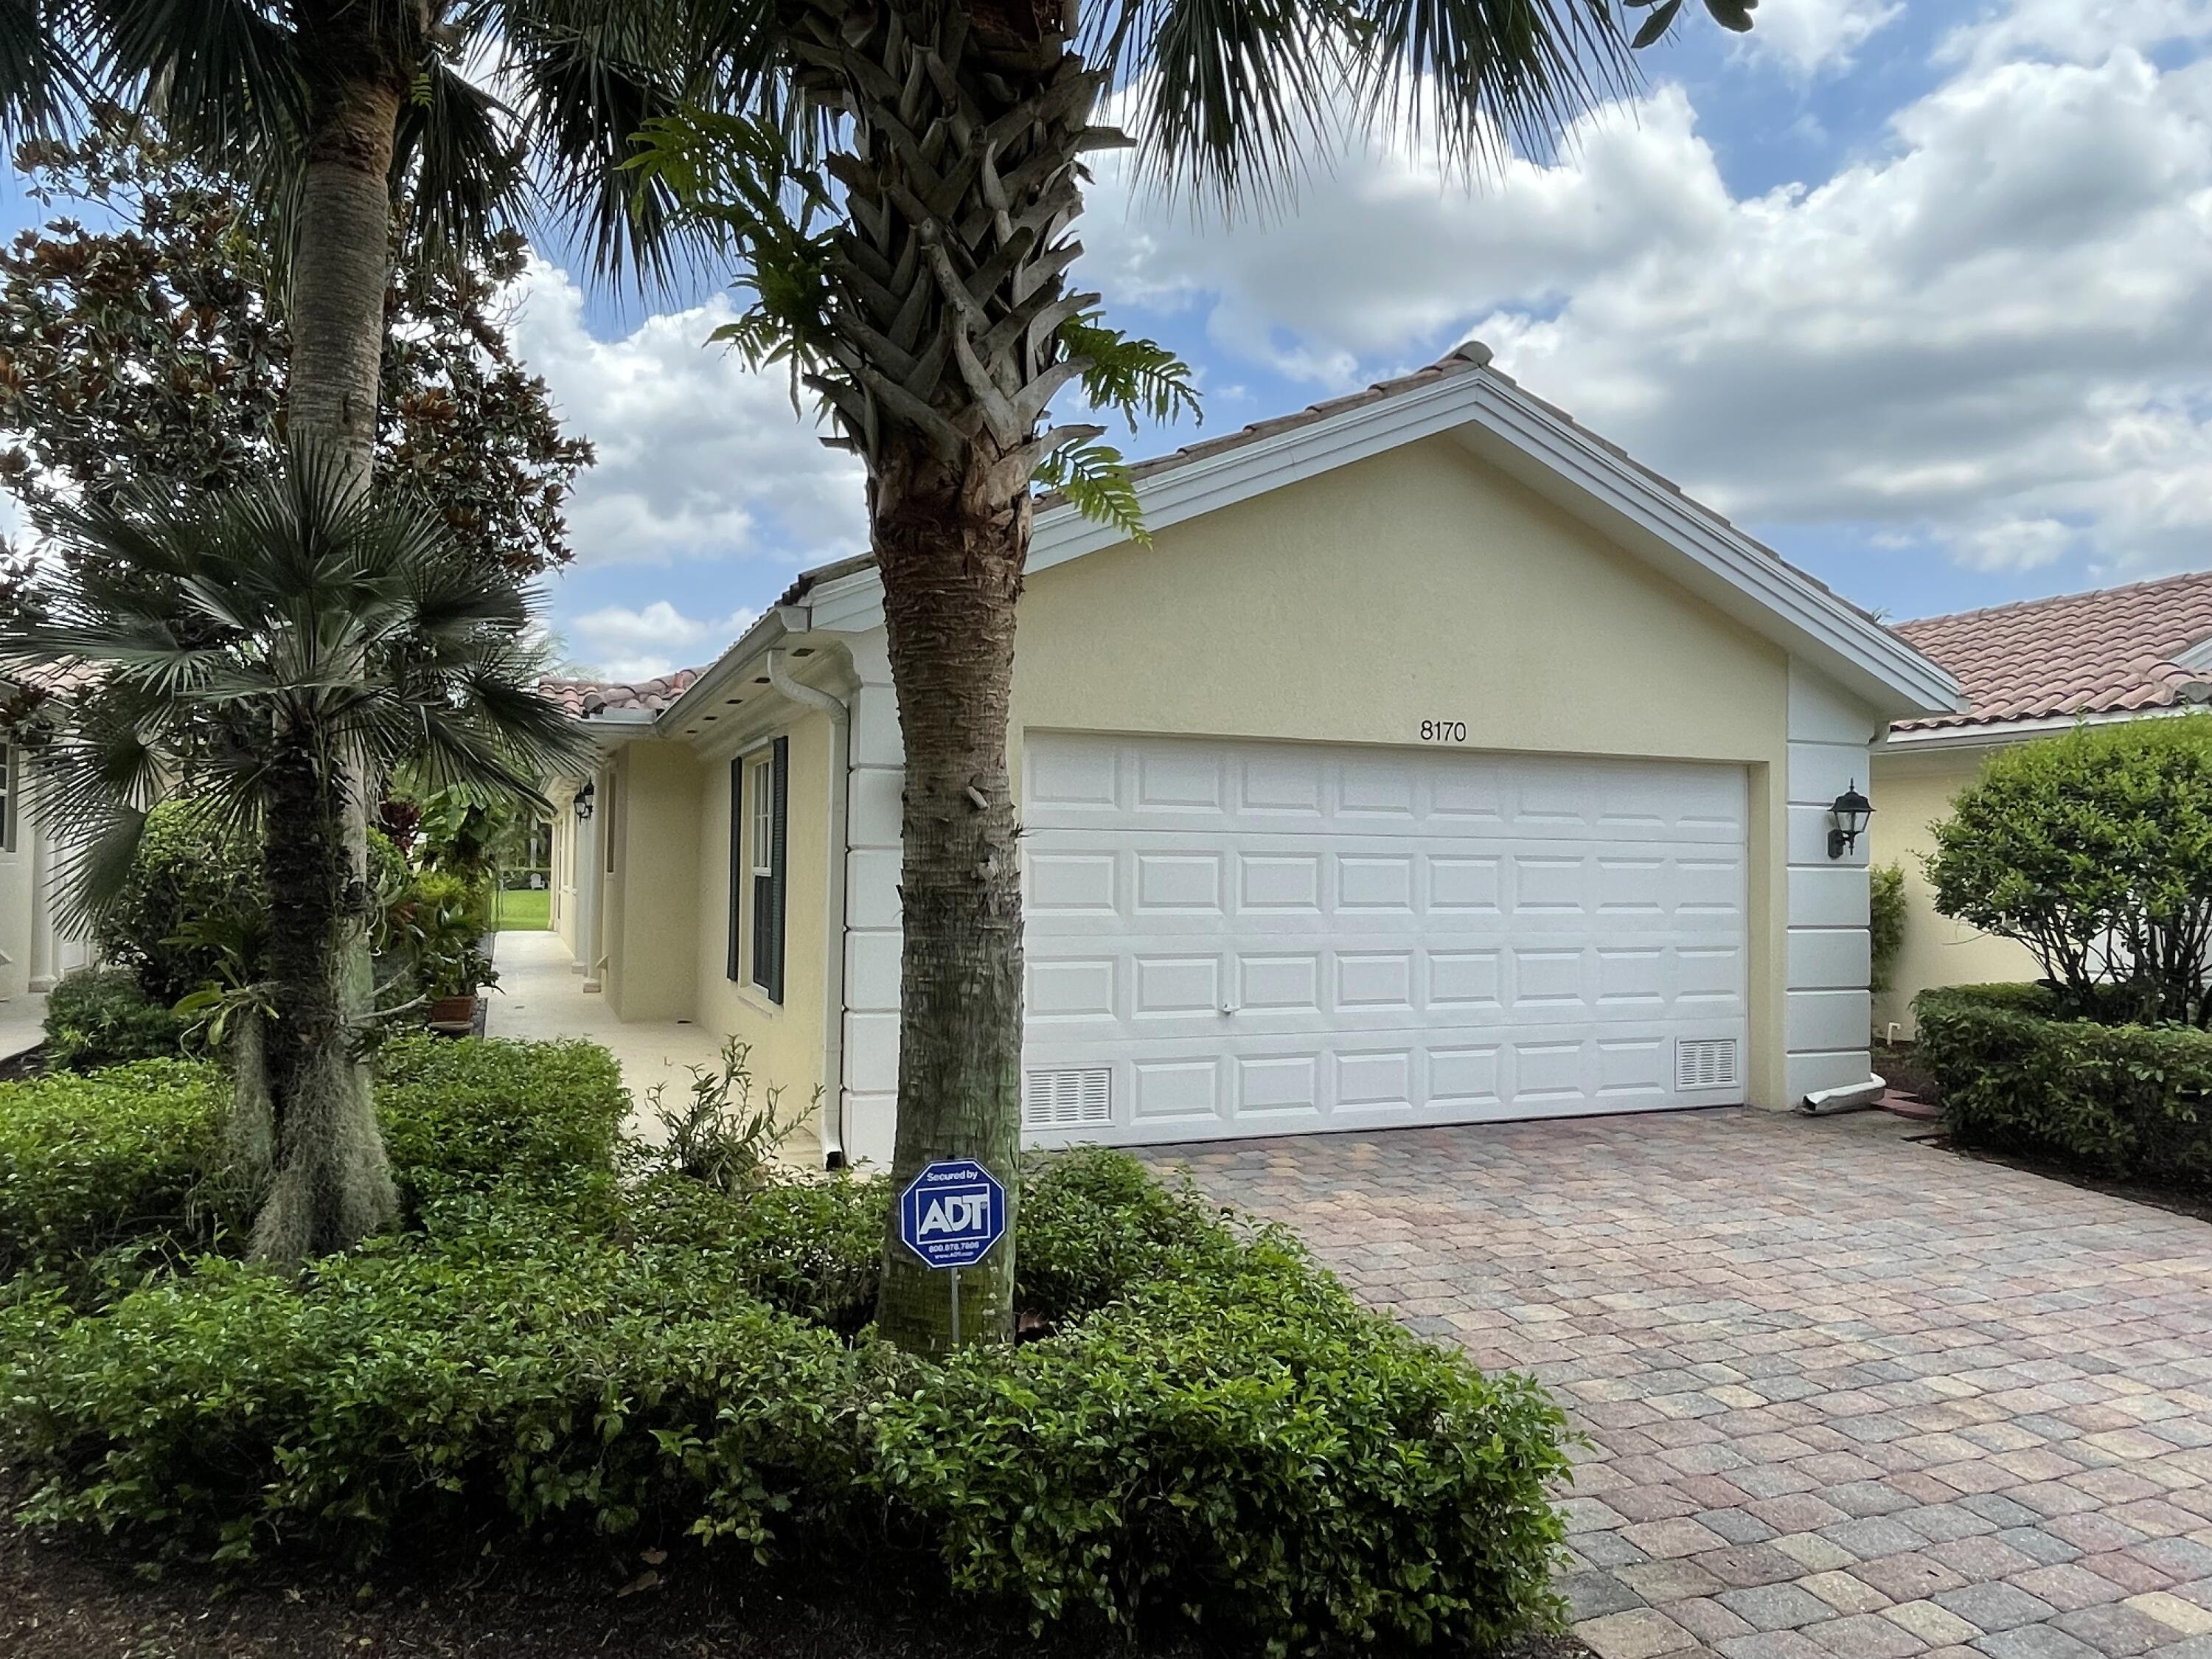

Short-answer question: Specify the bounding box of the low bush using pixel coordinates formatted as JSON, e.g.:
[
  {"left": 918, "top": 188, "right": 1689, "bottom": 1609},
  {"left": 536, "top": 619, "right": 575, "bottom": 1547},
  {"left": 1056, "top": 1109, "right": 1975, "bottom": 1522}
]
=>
[
  {"left": 1, "top": 1183, "right": 867, "bottom": 1565},
  {"left": 41, "top": 967, "right": 187, "bottom": 1070},
  {"left": 1915, "top": 984, "right": 2212, "bottom": 1194},
  {"left": 0, "top": 1060, "right": 226, "bottom": 1278},
  {"left": 874, "top": 1226, "right": 1569, "bottom": 1652},
  {"left": 375, "top": 1034, "right": 627, "bottom": 1206},
  {"left": 94, "top": 801, "right": 264, "bottom": 1006},
  {"left": 0, "top": 1120, "right": 1571, "bottom": 1654}
]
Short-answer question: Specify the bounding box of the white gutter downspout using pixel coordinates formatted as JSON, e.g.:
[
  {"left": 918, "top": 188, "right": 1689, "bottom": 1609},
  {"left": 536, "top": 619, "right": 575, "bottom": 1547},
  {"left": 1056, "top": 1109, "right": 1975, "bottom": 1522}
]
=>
[
  {"left": 1800, "top": 1075, "right": 1887, "bottom": 1116},
  {"left": 767, "top": 647, "right": 853, "bottom": 1169}
]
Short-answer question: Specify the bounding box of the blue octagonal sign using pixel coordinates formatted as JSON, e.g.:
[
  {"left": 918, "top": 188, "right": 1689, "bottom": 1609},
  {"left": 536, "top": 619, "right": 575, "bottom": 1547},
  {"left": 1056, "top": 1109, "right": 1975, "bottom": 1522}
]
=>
[{"left": 898, "top": 1158, "right": 1007, "bottom": 1270}]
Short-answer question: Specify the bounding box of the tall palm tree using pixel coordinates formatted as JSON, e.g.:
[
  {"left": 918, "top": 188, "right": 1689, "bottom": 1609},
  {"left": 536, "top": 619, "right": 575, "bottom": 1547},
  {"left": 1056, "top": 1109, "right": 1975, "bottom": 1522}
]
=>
[
  {"left": 633, "top": 0, "right": 1761, "bottom": 1352},
  {"left": 0, "top": 446, "right": 582, "bottom": 1260}
]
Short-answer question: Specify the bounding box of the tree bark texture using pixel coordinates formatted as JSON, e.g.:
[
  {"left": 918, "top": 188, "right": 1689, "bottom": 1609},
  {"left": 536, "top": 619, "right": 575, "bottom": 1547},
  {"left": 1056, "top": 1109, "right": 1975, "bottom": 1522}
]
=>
[
  {"left": 785, "top": 0, "right": 1112, "bottom": 1351},
  {"left": 250, "top": 738, "right": 397, "bottom": 1262},
  {"left": 268, "top": 7, "right": 415, "bottom": 1249}
]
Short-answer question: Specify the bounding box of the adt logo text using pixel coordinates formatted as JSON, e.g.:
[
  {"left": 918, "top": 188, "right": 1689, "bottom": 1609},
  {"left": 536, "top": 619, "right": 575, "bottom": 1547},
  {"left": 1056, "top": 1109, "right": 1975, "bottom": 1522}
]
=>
[{"left": 898, "top": 1159, "right": 1007, "bottom": 1270}]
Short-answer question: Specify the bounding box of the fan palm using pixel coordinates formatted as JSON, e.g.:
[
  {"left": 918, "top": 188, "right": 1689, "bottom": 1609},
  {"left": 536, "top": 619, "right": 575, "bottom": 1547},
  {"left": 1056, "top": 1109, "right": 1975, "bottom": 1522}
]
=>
[
  {"left": 0, "top": 445, "right": 583, "bottom": 1261},
  {"left": 626, "top": 0, "right": 1763, "bottom": 1352}
]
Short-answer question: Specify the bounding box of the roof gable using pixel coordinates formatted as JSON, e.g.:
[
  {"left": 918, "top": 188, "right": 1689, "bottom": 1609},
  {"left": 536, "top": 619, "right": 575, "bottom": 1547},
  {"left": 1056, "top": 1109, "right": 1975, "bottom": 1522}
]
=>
[{"left": 793, "top": 345, "right": 1959, "bottom": 723}]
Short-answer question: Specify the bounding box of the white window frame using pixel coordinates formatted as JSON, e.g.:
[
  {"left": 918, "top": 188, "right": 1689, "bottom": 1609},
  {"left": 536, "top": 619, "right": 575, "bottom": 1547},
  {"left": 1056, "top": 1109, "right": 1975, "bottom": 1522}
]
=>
[{"left": 750, "top": 755, "right": 774, "bottom": 883}]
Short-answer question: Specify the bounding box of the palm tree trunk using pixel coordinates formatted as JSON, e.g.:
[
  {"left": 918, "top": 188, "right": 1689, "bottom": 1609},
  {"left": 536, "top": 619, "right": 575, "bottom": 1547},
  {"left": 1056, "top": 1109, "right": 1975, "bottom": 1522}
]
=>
[
  {"left": 874, "top": 437, "right": 1027, "bottom": 1353},
  {"left": 289, "top": 75, "right": 400, "bottom": 492},
  {"left": 251, "top": 740, "right": 397, "bottom": 1262},
  {"left": 246, "top": 60, "right": 403, "bottom": 1256}
]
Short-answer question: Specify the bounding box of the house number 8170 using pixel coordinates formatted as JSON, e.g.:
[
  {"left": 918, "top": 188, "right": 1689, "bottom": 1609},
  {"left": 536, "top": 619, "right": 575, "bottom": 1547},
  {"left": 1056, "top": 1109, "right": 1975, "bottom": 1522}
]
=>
[{"left": 1419, "top": 720, "right": 1468, "bottom": 744}]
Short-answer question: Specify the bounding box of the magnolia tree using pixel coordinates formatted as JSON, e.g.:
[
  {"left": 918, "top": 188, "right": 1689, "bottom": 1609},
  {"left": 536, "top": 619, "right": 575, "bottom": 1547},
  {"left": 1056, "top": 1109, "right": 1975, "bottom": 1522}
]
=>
[
  {"left": 1925, "top": 717, "right": 2212, "bottom": 1027},
  {"left": 630, "top": 0, "right": 1762, "bottom": 1353}
]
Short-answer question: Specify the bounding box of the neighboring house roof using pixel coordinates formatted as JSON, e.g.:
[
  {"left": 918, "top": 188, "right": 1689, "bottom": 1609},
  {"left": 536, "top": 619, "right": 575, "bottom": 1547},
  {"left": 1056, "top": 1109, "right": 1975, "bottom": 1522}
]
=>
[
  {"left": 1891, "top": 569, "right": 2212, "bottom": 734},
  {"left": 540, "top": 670, "right": 700, "bottom": 720}
]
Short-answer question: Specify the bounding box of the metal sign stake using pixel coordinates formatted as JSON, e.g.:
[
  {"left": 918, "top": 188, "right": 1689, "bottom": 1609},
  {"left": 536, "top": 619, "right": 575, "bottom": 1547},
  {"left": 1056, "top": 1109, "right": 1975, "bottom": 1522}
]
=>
[{"left": 949, "top": 1266, "right": 961, "bottom": 1351}]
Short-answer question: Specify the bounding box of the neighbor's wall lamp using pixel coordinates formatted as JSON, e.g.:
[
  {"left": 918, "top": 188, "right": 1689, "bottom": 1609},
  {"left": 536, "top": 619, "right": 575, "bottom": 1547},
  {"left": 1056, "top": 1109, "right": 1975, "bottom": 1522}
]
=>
[
  {"left": 1827, "top": 780, "right": 1873, "bottom": 860},
  {"left": 574, "top": 781, "right": 597, "bottom": 821}
]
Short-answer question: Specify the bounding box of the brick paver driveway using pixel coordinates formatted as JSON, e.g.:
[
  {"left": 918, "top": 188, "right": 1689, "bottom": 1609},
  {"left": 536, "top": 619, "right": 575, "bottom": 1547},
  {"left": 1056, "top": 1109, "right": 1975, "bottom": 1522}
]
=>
[{"left": 1159, "top": 1109, "right": 2212, "bottom": 1659}]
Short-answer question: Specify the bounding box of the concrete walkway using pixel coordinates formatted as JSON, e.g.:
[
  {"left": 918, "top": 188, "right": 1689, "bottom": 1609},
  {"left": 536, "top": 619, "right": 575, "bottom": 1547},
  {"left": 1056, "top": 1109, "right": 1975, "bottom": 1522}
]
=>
[
  {"left": 483, "top": 930, "right": 726, "bottom": 1143},
  {"left": 0, "top": 992, "right": 44, "bottom": 1063},
  {"left": 1160, "top": 1110, "right": 2212, "bottom": 1659}
]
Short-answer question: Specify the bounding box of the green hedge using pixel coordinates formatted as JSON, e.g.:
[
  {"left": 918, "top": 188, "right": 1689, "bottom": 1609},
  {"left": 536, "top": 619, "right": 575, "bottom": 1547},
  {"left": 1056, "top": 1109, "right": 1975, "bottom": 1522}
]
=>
[
  {"left": 0, "top": 1037, "right": 631, "bottom": 1281},
  {"left": 0, "top": 1095, "right": 1570, "bottom": 1655},
  {"left": 1915, "top": 984, "right": 2212, "bottom": 1194},
  {"left": 0, "top": 1060, "right": 228, "bottom": 1279},
  {"left": 375, "top": 1034, "right": 628, "bottom": 1208},
  {"left": 41, "top": 967, "right": 187, "bottom": 1071}
]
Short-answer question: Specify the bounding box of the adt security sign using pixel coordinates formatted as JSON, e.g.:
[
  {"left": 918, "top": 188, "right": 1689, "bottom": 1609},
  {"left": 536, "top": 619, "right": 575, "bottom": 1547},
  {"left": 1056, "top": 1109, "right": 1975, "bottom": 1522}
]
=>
[{"left": 898, "top": 1158, "right": 1007, "bottom": 1270}]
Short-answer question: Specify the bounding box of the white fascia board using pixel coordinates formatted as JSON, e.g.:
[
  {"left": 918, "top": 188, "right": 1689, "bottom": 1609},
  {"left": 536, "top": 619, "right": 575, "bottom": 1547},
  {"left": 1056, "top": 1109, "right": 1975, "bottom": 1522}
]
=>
[
  {"left": 794, "top": 369, "right": 1961, "bottom": 721},
  {"left": 1882, "top": 703, "right": 2203, "bottom": 751}
]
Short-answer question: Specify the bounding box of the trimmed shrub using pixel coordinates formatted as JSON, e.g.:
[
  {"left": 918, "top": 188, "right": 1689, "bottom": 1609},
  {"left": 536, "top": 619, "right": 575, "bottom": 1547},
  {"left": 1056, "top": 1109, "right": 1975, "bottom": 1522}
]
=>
[
  {"left": 0, "top": 1136, "right": 1572, "bottom": 1655},
  {"left": 1924, "top": 717, "right": 2212, "bottom": 1025},
  {"left": 41, "top": 967, "right": 187, "bottom": 1070},
  {"left": 375, "top": 1034, "right": 628, "bottom": 1206},
  {"left": 0, "top": 1059, "right": 226, "bottom": 1277},
  {"left": 1869, "top": 862, "right": 1906, "bottom": 998},
  {"left": 1, "top": 1184, "right": 867, "bottom": 1564},
  {"left": 94, "top": 801, "right": 263, "bottom": 1005},
  {"left": 873, "top": 1226, "right": 1570, "bottom": 1652},
  {"left": 1915, "top": 984, "right": 2212, "bottom": 1194}
]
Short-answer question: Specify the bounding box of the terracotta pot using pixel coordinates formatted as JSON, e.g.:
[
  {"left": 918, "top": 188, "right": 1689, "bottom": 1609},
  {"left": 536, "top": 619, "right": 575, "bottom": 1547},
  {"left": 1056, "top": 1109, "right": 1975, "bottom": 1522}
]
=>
[{"left": 427, "top": 993, "right": 477, "bottom": 1027}]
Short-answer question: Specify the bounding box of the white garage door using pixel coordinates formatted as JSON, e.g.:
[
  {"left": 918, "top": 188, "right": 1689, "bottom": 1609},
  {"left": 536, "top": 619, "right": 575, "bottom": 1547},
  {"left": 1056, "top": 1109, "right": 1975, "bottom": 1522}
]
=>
[{"left": 1018, "top": 733, "right": 1749, "bottom": 1147}]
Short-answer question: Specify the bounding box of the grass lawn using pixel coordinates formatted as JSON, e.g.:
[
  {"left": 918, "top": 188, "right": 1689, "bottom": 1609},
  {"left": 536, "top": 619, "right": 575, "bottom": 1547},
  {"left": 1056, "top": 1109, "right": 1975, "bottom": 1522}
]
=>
[{"left": 492, "top": 887, "right": 551, "bottom": 931}]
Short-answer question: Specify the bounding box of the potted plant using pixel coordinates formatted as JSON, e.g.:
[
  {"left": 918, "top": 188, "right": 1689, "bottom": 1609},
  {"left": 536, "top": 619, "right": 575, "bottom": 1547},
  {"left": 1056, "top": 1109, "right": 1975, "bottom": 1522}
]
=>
[{"left": 406, "top": 873, "right": 497, "bottom": 1029}]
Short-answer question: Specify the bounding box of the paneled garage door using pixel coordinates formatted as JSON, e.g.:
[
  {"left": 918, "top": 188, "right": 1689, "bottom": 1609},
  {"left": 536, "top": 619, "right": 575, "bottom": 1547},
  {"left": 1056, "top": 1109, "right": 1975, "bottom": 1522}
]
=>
[{"left": 1018, "top": 733, "right": 1749, "bottom": 1147}]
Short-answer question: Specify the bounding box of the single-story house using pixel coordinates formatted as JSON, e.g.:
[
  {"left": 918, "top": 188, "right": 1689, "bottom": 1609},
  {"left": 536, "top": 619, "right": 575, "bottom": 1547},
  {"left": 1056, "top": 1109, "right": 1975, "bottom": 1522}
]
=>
[
  {"left": 1870, "top": 570, "right": 2212, "bottom": 1033},
  {"left": 544, "top": 343, "right": 1962, "bottom": 1168},
  {"left": 0, "top": 673, "right": 95, "bottom": 1009}
]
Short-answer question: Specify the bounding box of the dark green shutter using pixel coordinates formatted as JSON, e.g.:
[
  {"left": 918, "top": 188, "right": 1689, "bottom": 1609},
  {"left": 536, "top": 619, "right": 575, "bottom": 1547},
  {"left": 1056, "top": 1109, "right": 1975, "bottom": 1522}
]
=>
[
  {"left": 726, "top": 757, "right": 743, "bottom": 982},
  {"left": 765, "top": 736, "right": 788, "bottom": 1003}
]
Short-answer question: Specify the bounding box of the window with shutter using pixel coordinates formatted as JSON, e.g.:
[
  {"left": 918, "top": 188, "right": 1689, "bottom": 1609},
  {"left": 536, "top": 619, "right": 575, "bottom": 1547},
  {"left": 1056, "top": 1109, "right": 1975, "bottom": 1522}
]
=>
[{"left": 748, "top": 737, "right": 788, "bottom": 1001}]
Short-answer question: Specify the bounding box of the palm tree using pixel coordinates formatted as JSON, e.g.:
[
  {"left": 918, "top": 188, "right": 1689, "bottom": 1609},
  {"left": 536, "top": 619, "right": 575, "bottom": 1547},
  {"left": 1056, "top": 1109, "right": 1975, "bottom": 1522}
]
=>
[
  {"left": 0, "top": 446, "right": 582, "bottom": 1260},
  {"left": 630, "top": 0, "right": 1761, "bottom": 1352}
]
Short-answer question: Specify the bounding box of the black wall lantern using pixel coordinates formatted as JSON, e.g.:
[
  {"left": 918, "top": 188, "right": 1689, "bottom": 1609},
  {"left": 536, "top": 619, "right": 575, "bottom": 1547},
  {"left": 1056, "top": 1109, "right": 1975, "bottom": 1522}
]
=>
[
  {"left": 1827, "top": 780, "right": 1873, "bottom": 860},
  {"left": 574, "top": 781, "right": 597, "bottom": 821}
]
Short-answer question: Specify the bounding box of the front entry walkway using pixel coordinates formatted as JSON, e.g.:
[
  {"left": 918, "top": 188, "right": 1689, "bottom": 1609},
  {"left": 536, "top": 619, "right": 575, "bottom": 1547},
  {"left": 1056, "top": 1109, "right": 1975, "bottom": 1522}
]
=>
[
  {"left": 484, "top": 931, "right": 727, "bottom": 1142},
  {"left": 1161, "top": 1110, "right": 2212, "bottom": 1659}
]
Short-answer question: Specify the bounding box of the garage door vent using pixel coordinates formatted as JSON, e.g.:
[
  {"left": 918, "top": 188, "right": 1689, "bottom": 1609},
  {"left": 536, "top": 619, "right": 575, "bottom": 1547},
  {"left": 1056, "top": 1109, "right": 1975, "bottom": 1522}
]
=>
[
  {"left": 1024, "top": 1067, "right": 1111, "bottom": 1131},
  {"left": 1676, "top": 1038, "right": 1740, "bottom": 1092}
]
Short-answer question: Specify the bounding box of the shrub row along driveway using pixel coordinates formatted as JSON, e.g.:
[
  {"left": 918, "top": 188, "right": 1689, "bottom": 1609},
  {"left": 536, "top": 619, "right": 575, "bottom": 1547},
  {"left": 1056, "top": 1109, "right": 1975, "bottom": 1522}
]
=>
[{"left": 1158, "top": 1110, "right": 2212, "bottom": 1659}]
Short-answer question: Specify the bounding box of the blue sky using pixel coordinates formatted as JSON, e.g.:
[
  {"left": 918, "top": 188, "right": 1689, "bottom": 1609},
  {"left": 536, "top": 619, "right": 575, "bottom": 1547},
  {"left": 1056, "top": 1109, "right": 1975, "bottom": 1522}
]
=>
[{"left": 9, "top": 0, "right": 2212, "bottom": 678}]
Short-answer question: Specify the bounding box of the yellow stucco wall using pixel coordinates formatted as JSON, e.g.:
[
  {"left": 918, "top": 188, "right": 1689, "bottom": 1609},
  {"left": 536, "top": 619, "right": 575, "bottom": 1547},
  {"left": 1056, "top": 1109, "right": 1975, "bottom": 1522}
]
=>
[
  {"left": 690, "top": 710, "right": 835, "bottom": 1132},
  {"left": 1868, "top": 745, "right": 2038, "bottom": 1035},
  {"left": 605, "top": 741, "right": 704, "bottom": 1023},
  {"left": 1008, "top": 434, "right": 1798, "bottom": 1106}
]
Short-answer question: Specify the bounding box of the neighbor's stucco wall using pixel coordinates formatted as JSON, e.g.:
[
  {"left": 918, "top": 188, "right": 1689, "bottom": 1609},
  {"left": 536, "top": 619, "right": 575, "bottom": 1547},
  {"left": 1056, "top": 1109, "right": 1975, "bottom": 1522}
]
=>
[
  {"left": 1869, "top": 743, "right": 2038, "bottom": 1035},
  {"left": 605, "top": 740, "right": 703, "bottom": 1023},
  {"left": 837, "top": 434, "right": 1813, "bottom": 1155},
  {"left": 691, "top": 709, "right": 836, "bottom": 1138}
]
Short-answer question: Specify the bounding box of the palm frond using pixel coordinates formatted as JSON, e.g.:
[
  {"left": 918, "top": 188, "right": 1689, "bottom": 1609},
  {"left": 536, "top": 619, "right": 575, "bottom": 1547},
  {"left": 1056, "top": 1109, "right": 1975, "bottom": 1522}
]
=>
[
  {"left": 1037, "top": 437, "right": 1151, "bottom": 546},
  {"left": 1057, "top": 313, "right": 1203, "bottom": 431},
  {"left": 87, "top": 0, "right": 307, "bottom": 170},
  {"left": 396, "top": 56, "right": 524, "bottom": 265},
  {"left": 0, "top": 0, "right": 86, "bottom": 138}
]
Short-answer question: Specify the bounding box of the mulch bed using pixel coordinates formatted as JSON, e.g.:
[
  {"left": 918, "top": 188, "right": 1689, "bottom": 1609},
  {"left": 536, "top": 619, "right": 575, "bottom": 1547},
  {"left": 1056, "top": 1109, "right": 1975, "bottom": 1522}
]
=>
[
  {"left": 0, "top": 1045, "right": 46, "bottom": 1083},
  {"left": 1929, "top": 1137, "right": 2212, "bottom": 1228},
  {"left": 0, "top": 1474, "right": 1592, "bottom": 1659}
]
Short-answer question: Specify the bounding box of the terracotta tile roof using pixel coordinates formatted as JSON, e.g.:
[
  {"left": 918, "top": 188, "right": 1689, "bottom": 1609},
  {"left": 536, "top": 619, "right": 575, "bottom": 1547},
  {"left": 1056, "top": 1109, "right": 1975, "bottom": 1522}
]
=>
[
  {"left": 539, "top": 669, "right": 700, "bottom": 720},
  {"left": 1892, "top": 568, "right": 2212, "bottom": 731}
]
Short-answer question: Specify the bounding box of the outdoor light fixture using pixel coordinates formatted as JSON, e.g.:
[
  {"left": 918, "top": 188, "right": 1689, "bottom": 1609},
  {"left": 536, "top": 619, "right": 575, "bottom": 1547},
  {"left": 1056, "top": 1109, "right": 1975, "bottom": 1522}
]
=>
[
  {"left": 1827, "top": 780, "right": 1873, "bottom": 860},
  {"left": 574, "top": 782, "right": 596, "bottom": 822}
]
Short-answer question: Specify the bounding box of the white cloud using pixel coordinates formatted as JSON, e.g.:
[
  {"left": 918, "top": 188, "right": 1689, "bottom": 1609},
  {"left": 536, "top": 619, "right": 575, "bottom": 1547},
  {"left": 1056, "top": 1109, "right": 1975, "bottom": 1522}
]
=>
[
  {"left": 1742, "top": 0, "right": 1902, "bottom": 75},
  {"left": 504, "top": 259, "right": 866, "bottom": 571},
  {"left": 564, "top": 599, "right": 760, "bottom": 683},
  {"left": 1079, "top": 22, "right": 2212, "bottom": 588}
]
